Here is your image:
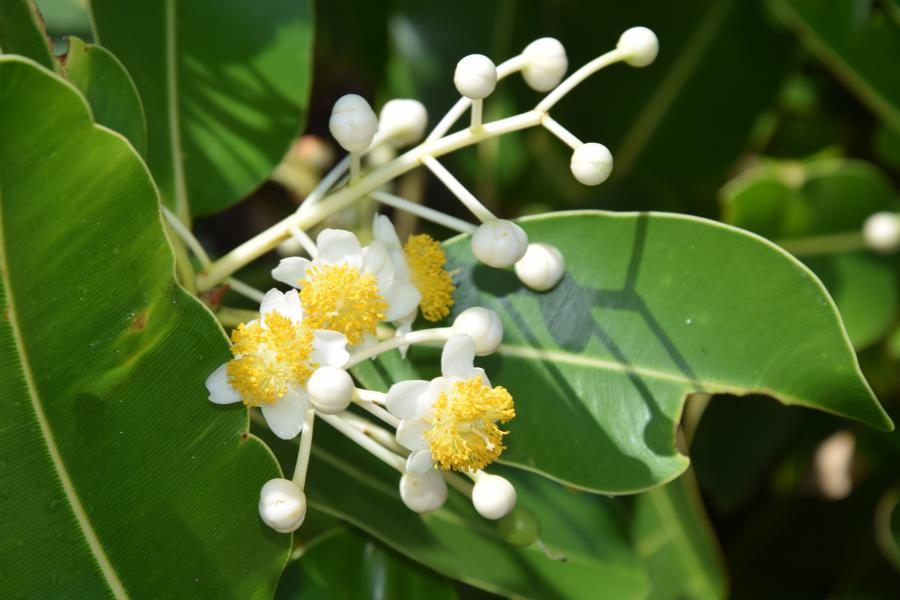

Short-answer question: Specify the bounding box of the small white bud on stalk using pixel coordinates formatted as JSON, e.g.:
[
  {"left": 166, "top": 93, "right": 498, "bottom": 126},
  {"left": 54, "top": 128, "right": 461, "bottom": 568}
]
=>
[
  {"left": 617, "top": 26, "right": 659, "bottom": 67},
  {"left": 329, "top": 94, "right": 378, "bottom": 153},
  {"left": 307, "top": 366, "right": 354, "bottom": 414},
  {"left": 399, "top": 470, "right": 448, "bottom": 513},
  {"left": 514, "top": 243, "right": 566, "bottom": 291},
  {"left": 472, "top": 474, "right": 517, "bottom": 520},
  {"left": 471, "top": 219, "right": 529, "bottom": 268},
  {"left": 454, "top": 54, "right": 498, "bottom": 100},
  {"left": 378, "top": 99, "right": 428, "bottom": 147},
  {"left": 453, "top": 307, "right": 503, "bottom": 355},
  {"left": 521, "top": 38, "right": 568, "bottom": 92},
  {"left": 258, "top": 478, "right": 307, "bottom": 533},
  {"left": 863, "top": 211, "right": 900, "bottom": 253},
  {"left": 570, "top": 143, "right": 613, "bottom": 186}
]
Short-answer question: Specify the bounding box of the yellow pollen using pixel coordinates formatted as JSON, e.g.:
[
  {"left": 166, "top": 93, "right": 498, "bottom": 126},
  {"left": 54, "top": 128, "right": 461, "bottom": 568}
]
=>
[
  {"left": 404, "top": 234, "right": 455, "bottom": 322},
  {"left": 300, "top": 263, "right": 387, "bottom": 345},
  {"left": 227, "top": 311, "right": 315, "bottom": 407},
  {"left": 424, "top": 376, "right": 515, "bottom": 471}
]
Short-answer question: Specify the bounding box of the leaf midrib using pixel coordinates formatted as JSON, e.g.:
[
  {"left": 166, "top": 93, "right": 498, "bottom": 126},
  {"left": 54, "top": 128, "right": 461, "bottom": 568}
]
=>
[
  {"left": 0, "top": 174, "right": 129, "bottom": 599},
  {"left": 164, "top": 0, "right": 189, "bottom": 221}
]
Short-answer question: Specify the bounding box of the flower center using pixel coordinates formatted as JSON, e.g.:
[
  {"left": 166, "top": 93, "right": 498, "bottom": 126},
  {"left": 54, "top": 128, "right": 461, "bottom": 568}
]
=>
[
  {"left": 300, "top": 263, "right": 387, "bottom": 345},
  {"left": 227, "top": 311, "right": 316, "bottom": 407},
  {"left": 404, "top": 234, "right": 455, "bottom": 322},
  {"left": 424, "top": 376, "right": 515, "bottom": 471}
]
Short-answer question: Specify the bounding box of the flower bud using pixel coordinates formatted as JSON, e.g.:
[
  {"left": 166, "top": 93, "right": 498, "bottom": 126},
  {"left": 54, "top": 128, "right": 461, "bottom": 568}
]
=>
[
  {"left": 472, "top": 474, "right": 516, "bottom": 520},
  {"left": 454, "top": 54, "right": 498, "bottom": 100},
  {"left": 329, "top": 94, "right": 378, "bottom": 153},
  {"left": 400, "top": 470, "right": 448, "bottom": 513},
  {"left": 570, "top": 143, "right": 613, "bottom": 186},
  {"left": 453, "top": 307, "right": 503, "bottom": 355},
  {"left": 521, "top": 38, "right": 568, "bottom": 92},
  {"left": 258, "top": 478, "right": 307, "bottom": 533},
  {"left": 471, "top": 219, "right": 529, "bottom": 268},
  {"left": 498, "top": 506, "right": 541, "bottom": 547},
  {"left": 863, "top": 211, "right": 900, "bottom": 253},
  {"left": 514, "top": 243, "right": 565, "bottom": 291},
  {"left": 617, "top": 26, "right": 659, "bottom": 67},
  {"left": 378, "top": 99, "right": 428, "bottom": 147},
  {"left": 307, "top": 366, "right": 354, "bottom": 414}
]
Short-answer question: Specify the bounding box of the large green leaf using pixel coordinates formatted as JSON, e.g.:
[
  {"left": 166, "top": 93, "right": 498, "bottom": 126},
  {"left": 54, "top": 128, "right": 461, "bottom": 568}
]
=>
[
  {"left": 633, "top": 470, "right": 728, "bottom": 599},
  {"left": 0, "top": 56, "right": 287, "bottom": 597},
  {"left": 382, "top": 211, "right": 891, "bottom": 493},
  {"left": 89, "top": 0, "right": 314, "bottom": 219},
  {"left": 771, "top": 0, "right": 900, "bottom": 135},
  {"left": 0, "top": 0, "right": 57, "bottom": 71},
  {"left": 721, "top": 159, "right": 900, "bottom": 349}
]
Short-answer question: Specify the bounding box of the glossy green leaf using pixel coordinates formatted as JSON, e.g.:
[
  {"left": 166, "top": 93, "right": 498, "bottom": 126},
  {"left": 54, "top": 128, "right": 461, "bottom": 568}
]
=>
[
  {"left": 277, "top": 529, "right": 459, "bottom": 600},
  {"left": 386, "top": 210, "right": 891, "bottom": 493},
  {"left": 0, "top": 56, "right": 287, "bottom": 597},
  {"left": 260, "top": 421, "right": 650, "bottom": 599},
  {"left": 0, "top": 0, "right": 57, "bottom": 71},
  {"left": 721, "top": 159, "right": 900, "bottom": 349},
  {"left": 771, "top": 0, "right": 900, "bottom": 135},
  {"left": 90, "top": 0, "right": 314, "bottom": 219},
  {"left": 634, "top": 470, "right": 728, "bottom": 599},
  {"left": 62, "top": 36, "right": 147, "bottom": 155}
]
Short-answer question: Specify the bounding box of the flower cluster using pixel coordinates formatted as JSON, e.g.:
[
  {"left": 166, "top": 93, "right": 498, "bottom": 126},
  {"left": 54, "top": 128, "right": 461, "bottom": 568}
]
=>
[{"left": 195, "top": 27, "right": 660, "bottom": 536}]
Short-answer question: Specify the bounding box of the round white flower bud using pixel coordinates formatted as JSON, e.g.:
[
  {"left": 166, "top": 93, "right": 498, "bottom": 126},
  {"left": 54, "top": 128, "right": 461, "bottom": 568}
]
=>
[
  {"left": 863, "top": 212, "right": 900, "bottom": 253},
  {"left": 399, "top": 470, "right": 448, "bottom": 513},
  {"left": 378, "top": 99, "right": 428, "bottom": 147},
  {"left": 453, "top": 307, "right": 503, "bottom": 355},
  {"left": 471, "top": 219, "right": 529, "bottom": 268},
  {"left": 521, "top": 38, "right": 568, "bottom": 92},
  {"left": 570, "top": 143, "right": 613, "bottom": 186},
  {"left": 329, "top": 94, "right": 378, "bottom": 153},
  {"left": 514, "top": 243, "right": 566, "bottom": 291},
  {"left": 454, "top": 54, "right": 498, "bottom": 100},
  {"left": 307, "top": 366, "right": 354, "bottom": 415},
  {"left": 472, "top": 474, "right": 516, "bottom": 520},
  {"left": 617, "top": 27, "right": 659, "bottom": 68},
  {"left": 259, "top": 478, "right": 307, "bottom": 533}
]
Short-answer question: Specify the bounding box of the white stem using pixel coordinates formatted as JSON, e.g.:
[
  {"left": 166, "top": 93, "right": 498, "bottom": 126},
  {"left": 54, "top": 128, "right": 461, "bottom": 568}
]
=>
[
  {"left": 371, "top": 191, "right": 476, "bottom": 234},
  {"left": 444, "top": 471, "right": 475, "bottom": 496},
  {"left": 341, "top": 411, "right": 407, "bottom": 454},
  {"left": 470, "top": 99, "right": 483, "bottom": 129},
  {"left": 536, "top": 48, "right": 628, "bottom": 112},
  {"left": 319, "top": 413, "right": 406, "bottom": 472},
  {"left": 345, "top": 327, "right": 454, "bottom": 367},
  {"left": 289, "top": 225, "right": 318, "bottom": 257},
  {"left": 163, "top": 206, "right": 211, "bottom": 267},
  {"left": 350, "top": 153, "right": 362, "bottom": 183},
  {"left": 296, "top": 155, "right": 350, "bottom": 216},
  {"left": 355, "top": 388, "right": 386, "bottom": 404},
  {"left": 541, "top": 114, "right": 582, "bottom": 150},
  {"left": 422, "top": 155, "right": 495, "bottom": 223},
  {"left": 225, "top": 278, "right": 266, "bottom": 303},
  {"left": 292, "top": 409, "right": 316, "bottom": 489},
  {"left": 354, "top": 397, "right": 400, "bottom": 427}
]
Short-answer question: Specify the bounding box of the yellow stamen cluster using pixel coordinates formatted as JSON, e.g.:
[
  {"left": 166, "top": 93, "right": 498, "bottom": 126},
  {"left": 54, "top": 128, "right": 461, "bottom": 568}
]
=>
[
  {"left": 300, "top": 263, "right": 387, "bottom": 345},
  {"left": 227, "top": 311, "right": 316, "bottom": 407},
  {"left": 424, "top": 376, "right": 515, "bottom": 471},
  {"left": 404, "top": 234, "right": 455, "bottom": 322}
]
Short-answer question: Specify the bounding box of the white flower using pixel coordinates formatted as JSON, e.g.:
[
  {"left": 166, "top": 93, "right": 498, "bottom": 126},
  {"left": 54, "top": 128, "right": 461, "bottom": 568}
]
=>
[
  {"left": 205, "top": 289, "right": 349, "bottom": 439},
  {"left": 385, "top": 334, "right": 515, "bottom": 473},
  {"left": 272, "top": 228, "right": 420, "bottom": 345}
]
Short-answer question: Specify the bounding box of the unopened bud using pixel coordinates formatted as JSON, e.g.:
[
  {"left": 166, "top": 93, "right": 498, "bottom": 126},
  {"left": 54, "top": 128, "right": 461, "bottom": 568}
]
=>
[
  {"left": 863, "top": 211, "right": 900, "bottom": 253},
  {"left": 307, "top": 366, "right": 354, "bottom": 414},
  {"left": 570, "top": 143, "right": 613, "bottom": 186},
  {"left": 514, "top": 243, "right": 565, "bottom": 291},
  {"left": 259, "top": 478, "right": 307, "bottom": 533},
  {"left": 453, "top": 307, "right": 503, "bottom": 355},
  {"left": 329, "top": 94, "right": 378, "bottom": 153},
  {"left": 400, "top": 470, "right": 448, "bottom": 513},
  {"left": 472, "top": 474, "right": 516, "bottom": 520},
  {"left": 521, "top": 38, "right": 568, "bottom": 92},
  {"left": 471, "top": 219, "right": 529, "bottom": 268},
  {"left": 378, "top": 99, "right": 428, "bottom": 147},
  {"left": 454, "top": 54, "right": 498, "bottom": 100},
  {"left": 617, "top": 27, "right": 659, "bottom": 67}
]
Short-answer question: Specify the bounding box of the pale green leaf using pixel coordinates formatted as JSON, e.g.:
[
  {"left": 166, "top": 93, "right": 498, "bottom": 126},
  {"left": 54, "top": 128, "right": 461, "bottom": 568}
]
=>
[{"left": 0, "top": 0, "right": 57, "bottom": 71}]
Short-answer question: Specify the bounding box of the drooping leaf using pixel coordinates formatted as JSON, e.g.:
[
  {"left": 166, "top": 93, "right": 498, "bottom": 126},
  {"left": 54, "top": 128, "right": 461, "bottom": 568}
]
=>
[
  {"left": 0, "top": 0, "right": 57, "bottom": 71},
  {"left": 89, "top": 0, "right": 314, "bottom": 219},
  {"left": 0, "top": 56, "right": 287, "bottom": 597},
  {"left": 633, "top": 470, "right": 728, "bottom": 599},
  {"left": 721, "top": 159, "right": 900, "bottom": 349},
  {"left": 61, "top": 36, "right": 147, "bottom": 155},
  {"left": 771, "top": 0, "right": 900, "bottom": 135}
]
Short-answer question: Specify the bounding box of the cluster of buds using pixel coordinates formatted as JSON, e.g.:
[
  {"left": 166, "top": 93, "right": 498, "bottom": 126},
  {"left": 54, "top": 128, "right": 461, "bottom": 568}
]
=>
[{"left": 194, "top": 26, "right": 660, "bottom": 538}]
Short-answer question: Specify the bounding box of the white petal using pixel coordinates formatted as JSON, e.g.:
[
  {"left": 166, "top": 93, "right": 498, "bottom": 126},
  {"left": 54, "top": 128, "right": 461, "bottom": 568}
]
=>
[
  {"left": 441, "top": 334, "right": 478, "bottom": 378},
  {"left": 386, "top": 379, "right": 429, "bottom": 419},
  {"left": 405, "top": 449, "right": 435, "bottom": 474},
  {"left": 317, "top": 229, "right": 363, "bottom": 267},
  {"left": 363, "top": 240, "right": 392, "bottom": 281},
  {"left": 272, "top": 257, "right": 311, "bottom": 288},
  {"left": 260, "top": 288, "right": 303, "bottom": 323},
  {"left": 261, "top": 388, "right": 309, "bottom": 440},
  {"left": 373, "top": 214, "right": 402, "bottom": 249},
  {"left": 393, "top": 309, "right": 417, "bottom": 358},
  {"left": 311, "top": 329, "right": 350, "bottom": 367},
  {"left": 206, "top": 364, "right": 242, "bottom": 404},
  {"left": 383, "top": 280, "right": 421, "bottom": 321},
  {"left": 396, "top": 417, "right": 430, "bottom": 451}
]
